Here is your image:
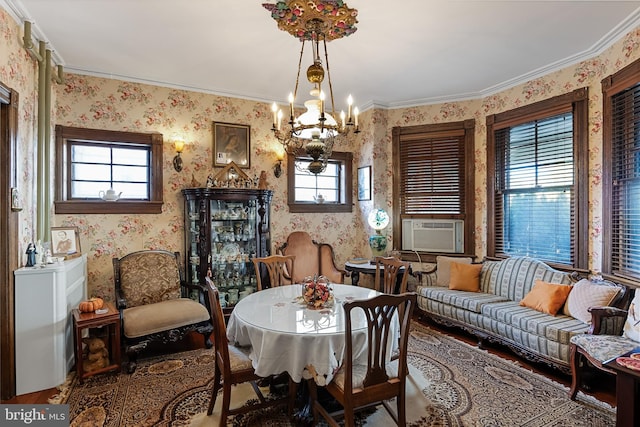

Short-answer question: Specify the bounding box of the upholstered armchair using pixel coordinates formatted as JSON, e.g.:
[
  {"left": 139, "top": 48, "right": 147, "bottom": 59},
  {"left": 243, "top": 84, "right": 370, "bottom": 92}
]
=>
[
  {"left": 569, "top": 284, "right": 635, "bottom": 399},
  {"left": 277, "top": 231, "right": 347, "bottom": 283},
  {"left": 114, "top": 250, "right": 213, "bottom": 373}
]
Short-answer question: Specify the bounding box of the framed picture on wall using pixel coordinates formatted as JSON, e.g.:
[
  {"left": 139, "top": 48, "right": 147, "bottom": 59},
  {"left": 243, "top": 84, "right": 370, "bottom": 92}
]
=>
[
  {"left": 51, "top": 226, "right": 81, "bottom": 258},
  {"left": 213, "top": 121, "right": 251, "bottom": 168},
  {"left": 358, "top": 166, "right": 371, "bottom": 201}
]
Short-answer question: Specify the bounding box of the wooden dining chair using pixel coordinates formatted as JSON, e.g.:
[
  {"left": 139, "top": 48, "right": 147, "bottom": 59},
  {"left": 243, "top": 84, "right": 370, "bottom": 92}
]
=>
[
  {"left": 374, "top": 256, "right": 410, "bottom": 294},
  {"left": 310, "top": 292, "right": 417, "bottom": 427},
  {"left": 205, "top": 278, "right": 295, "bottom": 423},
  {"left": 252, "top": 255, "right": 295, "bottom": 290}
]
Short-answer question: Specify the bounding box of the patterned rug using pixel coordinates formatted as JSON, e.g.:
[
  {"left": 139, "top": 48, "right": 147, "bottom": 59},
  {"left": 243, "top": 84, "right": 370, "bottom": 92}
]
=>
[{"left": 52, "top": 323, "right": 616, "bottom": 426}]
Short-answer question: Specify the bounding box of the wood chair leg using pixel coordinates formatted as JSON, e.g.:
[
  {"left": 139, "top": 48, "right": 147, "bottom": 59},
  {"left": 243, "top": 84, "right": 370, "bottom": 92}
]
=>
[
  {"left": 207, "top": 364, "right": 222, "bottom": 415},
  {"left": 569, "top": 343, "right": 581, "bottom": 400}
]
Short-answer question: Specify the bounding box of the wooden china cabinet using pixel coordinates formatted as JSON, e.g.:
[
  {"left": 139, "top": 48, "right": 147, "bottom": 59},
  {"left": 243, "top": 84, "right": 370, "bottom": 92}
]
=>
[{"left": 182, "top": 187, "right": 272, "bottom": 314}]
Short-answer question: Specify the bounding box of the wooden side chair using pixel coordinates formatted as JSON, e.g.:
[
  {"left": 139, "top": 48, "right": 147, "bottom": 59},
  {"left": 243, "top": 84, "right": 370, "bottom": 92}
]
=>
[
  {"left": 252, "top": 255, "right": 295, "bottom": 290},
  {"left": 113, "top": 249, "right": 213, "bottom": 373},
  {"left": 374, "top": 256, "right": 410, "bottom": 294},
  {"left": 310, "top": 292, "right": 417, "bottom": 427},
  {"left": 277, "top": 231, "right": 346, "bottom": 283},
  {"left": 205, "top": 278, "right": 295, "bottom": 423}
]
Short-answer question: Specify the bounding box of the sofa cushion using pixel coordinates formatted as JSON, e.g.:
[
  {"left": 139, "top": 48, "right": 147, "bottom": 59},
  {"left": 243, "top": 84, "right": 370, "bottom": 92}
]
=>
[
  {"left": 481, "top": 301, "right": 588, "bottom": 345},
  {"left": 563, "top": 279, "right": 621, "bottom": 324},
  {"left": 435, "top": 256, "right": 472, "bottom": 287},
  {"left": 571, "top": 334, "right": 640, "bottom": 363},
  {"left": 419, "top": 287, "right": 508, "bottom": 314},
  {"left": 449, "top": 262, "right": 482, "bottom": 292},
  {"left": 520, "top": 280, "right": 573, "bottom": 315},
  {"left": 123, "top": 298, "right": 211, "bottom": 338}
]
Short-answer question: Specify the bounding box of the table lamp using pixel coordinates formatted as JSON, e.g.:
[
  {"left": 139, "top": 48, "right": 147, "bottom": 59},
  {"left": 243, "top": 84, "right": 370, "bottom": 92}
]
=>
[{"left": 368, "top": 209, "right": 390, "bottom": 257}]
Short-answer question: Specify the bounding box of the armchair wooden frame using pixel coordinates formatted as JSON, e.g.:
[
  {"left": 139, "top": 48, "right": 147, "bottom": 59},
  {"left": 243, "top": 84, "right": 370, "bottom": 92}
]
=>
[
  {"left": 310, "top": 292, "right": 417, "bottom": 427},
  {"left": 205, "top": 278, "right": 295, "bottom": 423},
  {"left": 252, "top": 255, "right": 295, "bottom": 290},
  {"left": 114, "top": 250, "right": 213, "bottom": 373},
  {"left": 277, "top": 231, "right": 347, "bottom": 283}
]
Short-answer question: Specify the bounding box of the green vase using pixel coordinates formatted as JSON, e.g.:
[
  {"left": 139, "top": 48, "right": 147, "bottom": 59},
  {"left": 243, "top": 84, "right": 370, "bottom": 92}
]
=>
[{"left": 369, "top": 233, "right": 387, "bottom": 257}]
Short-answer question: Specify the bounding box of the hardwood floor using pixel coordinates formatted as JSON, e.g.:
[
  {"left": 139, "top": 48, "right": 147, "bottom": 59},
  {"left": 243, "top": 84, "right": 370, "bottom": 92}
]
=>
[{"left": 1, "top": 315, "right": 616, "bottom": 408}]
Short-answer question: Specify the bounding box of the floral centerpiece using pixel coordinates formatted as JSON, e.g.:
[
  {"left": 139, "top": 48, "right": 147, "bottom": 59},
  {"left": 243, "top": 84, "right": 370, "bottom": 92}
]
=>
[{"left": 302, "top": 275, "right": 333, "bottom": 309}]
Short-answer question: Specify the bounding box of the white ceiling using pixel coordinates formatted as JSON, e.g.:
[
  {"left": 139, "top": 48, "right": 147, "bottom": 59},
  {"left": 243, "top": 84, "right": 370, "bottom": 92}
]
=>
[{"left": 4, "top": 0, "right": 640, "bottom": 110}]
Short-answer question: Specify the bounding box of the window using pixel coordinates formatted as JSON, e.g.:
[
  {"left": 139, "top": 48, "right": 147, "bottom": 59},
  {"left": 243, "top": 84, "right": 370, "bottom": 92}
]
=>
[
  {"left": 602, "top": 59, "right": 640, "bottom": 281},
  {"left": 55, "top": 126, "right": 164, "bottom": 214},
  {"left": 486, "top": 88, "right": 589, "bottom": 268},
  {"left": 287, "top": 151, "right": 353, "bottom": 213},
  {"left": 392, "top": 120, "right": 475, "bottom": 254}
]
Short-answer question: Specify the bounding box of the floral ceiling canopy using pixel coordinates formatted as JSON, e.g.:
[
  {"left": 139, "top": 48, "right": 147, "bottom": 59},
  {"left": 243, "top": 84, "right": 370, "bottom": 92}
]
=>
[{"left": 262, "top": 0, "right": 358, "bottom": 41}]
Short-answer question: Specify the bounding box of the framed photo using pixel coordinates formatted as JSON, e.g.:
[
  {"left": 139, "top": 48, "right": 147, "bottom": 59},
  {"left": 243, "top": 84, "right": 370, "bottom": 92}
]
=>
[
  {"left": 358, "top": 166, "right": 371, "bottom": 201},
  {"left": 213, "top": 121, "right": 251, "bottom": 168},
  {"left": 51, "top": 227, "right": 81, "bottom": 257}
]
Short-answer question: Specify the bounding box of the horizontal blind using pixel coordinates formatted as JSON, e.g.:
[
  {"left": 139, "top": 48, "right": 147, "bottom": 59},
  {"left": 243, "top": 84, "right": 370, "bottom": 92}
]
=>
[
  {"left": 399, "top": 134, "right": 464, "bottom": 215},
  {"left": 611, "top": 83, "right": 640, "bottom": 278},
  {"left": 494, "top": 113, "right": 574, "bottom": 264}
]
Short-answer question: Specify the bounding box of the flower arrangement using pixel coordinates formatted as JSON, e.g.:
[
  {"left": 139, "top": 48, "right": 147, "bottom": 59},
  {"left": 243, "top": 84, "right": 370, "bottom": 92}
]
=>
[{"left": 302, "top": 275, "right": 333, "bottom": 309}]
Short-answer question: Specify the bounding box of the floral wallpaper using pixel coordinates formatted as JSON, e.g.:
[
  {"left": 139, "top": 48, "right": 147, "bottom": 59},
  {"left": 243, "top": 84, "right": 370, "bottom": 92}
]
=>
[{"left": 3, "top": 4, "right": 640, "bottom": 300}]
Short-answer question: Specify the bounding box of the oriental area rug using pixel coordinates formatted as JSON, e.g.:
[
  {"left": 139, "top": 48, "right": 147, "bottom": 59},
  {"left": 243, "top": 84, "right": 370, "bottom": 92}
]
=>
[{"left": 51, "top": 323, "right": 615, "bottom": 426}]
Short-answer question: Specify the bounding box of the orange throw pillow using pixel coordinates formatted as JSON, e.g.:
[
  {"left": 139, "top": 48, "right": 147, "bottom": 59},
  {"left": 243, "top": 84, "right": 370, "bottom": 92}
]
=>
[
  {"left": 448, "top": 262, "right": 482, "bottom": 292},
  {"left": 520, "top": 280, "right": 573, "bottom": 315}
]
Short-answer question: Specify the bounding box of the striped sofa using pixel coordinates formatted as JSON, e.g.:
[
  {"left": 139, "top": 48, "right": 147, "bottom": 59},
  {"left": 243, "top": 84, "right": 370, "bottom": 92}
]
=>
[{"left": 414, "top": 256, "right": 626, "bottom": 373}]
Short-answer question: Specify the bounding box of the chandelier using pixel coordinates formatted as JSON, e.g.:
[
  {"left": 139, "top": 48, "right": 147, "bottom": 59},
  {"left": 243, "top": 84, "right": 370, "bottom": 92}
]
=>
[{"left": 263, "top": 1, "right": 361, "bottom": 175}]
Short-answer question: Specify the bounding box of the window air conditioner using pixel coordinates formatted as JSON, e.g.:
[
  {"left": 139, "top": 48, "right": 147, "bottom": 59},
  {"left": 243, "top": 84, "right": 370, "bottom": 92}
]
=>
[{"left": 402, "top": 219, "right": 464, "bottom": 253}]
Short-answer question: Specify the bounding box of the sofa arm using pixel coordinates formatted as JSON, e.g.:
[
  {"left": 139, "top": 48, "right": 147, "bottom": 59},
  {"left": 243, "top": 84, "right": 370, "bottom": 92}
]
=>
[
  {"left": 319, "top": 243, "right": 348, "bottom": 283},
  {"left": 417, "top": 269, "right": 438, "bottom": 287},
  {"left": 588, "top": 306, "right": 628, "bottom": 335}
]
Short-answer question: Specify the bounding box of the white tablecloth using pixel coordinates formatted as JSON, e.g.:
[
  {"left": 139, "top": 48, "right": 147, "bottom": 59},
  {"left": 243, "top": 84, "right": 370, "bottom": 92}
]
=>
[{"left": 227, "top": 284, "right": 396, "bottom": 385}]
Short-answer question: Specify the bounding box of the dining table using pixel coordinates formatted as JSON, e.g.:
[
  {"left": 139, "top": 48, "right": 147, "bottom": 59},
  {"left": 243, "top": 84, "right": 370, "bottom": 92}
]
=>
[{"left": 226, "top": 283, "right": 398, "bottom": 387}]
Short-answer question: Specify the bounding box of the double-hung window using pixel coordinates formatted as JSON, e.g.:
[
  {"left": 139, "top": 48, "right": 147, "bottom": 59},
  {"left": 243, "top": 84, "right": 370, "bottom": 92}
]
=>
[
  {"left": 287, "top": 151, "right": 353, "bottom": 213},
  {"left": 486, "top": 88, "right": 589, "bottom": 268},
  {"left": 602, "top": 59, "right": 640, "bottom": 281},
  {"left": 55, "top": 126, "right": 164, "bottom": 214}
]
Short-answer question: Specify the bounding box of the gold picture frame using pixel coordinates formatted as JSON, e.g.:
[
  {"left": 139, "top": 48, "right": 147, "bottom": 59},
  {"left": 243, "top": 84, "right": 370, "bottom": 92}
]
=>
[
  {"left": 51, "top": 226, "right": 81, "bottom": 258},
  {"left": 213, "top": 121, "right": 251, "bottom": 168}
]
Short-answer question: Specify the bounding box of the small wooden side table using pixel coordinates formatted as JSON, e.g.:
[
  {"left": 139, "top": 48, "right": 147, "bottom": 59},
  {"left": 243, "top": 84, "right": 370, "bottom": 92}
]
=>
[
  {"left": 604, "top": 347, "right": 640, "bottom": 427},
  {"left": 72, "top": 301, "right": 121, "bottom": 383}
]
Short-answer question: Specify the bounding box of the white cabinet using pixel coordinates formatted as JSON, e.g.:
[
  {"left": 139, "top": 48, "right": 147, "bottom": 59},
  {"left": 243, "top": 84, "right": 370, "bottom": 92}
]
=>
[{"left": 14, "top": 255, "right": 87, "bottom": 395}]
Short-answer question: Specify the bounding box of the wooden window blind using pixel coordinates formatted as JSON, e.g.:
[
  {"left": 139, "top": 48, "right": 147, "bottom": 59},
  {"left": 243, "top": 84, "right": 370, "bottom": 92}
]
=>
[
  {"left": 398, "top": 132, "right": 465, "bottom": 215},
  {"left": 486, "top": 88, "right": 588, "bottom": 269}
]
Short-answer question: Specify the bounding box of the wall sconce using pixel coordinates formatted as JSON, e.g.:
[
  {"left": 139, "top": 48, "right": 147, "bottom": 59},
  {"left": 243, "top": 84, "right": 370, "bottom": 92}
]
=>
[
  {"left": 273, "top": 151, "right": 284, "bottom": 178},
  {"left": 173, "top": 138, "right": 185, "bottom": 172}
]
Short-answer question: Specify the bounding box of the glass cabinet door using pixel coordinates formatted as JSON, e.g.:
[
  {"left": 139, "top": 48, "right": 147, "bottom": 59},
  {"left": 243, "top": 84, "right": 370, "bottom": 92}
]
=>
[{"left": 182, "top": 188, "right": 272, "bottom": 311}]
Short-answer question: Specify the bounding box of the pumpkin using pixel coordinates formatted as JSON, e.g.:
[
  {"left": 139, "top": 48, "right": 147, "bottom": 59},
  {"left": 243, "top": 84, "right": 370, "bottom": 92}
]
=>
[{"left": 79, "top": 297, "right": 104, "bottom": 313}]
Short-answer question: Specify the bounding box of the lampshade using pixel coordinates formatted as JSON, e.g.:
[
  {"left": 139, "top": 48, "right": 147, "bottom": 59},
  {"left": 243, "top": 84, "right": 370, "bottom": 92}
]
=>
[{"left": 368, "top": 209, "right": 390, "bottom": 231}]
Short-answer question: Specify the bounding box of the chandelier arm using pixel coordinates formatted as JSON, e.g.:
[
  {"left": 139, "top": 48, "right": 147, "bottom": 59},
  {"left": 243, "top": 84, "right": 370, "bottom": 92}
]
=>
[
  {"left": 323, "top": 37, "right": 337, "bottom": 115},
  {"left": 293, "top": 40, "right": 306, "bottom": 107}
]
